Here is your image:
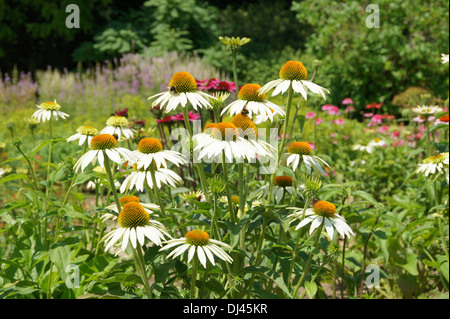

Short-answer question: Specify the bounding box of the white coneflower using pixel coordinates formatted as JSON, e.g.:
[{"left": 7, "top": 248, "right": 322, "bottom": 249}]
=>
[
  {"left": 159, "top": 229, "right": 233, "bottom": 268},
  {"left": 289, "top": 200, "right": 354, "bottom": 239},
  {"left": 102, "top": 202, "right": 171, "bottom": 253},
  {"left": 148, "top": 71, "right": 216, "bottom": 112},
  {"left": 119, "top": 162, "right": 183, "bottom": 193},
  {"left": 441, "top": 53, "right": 449, "bottom": 64},
  {"left": 32, "top": 100, "right": 69, "bottom": 122},
  {"left": 286, "top": 142, "right": 330, "bottom": 175},
  {"left": 132, "top": 137, "right": 186, "bottom": 170},
  {"left": 352, "top": 144, "right": 374, "bottom": 154},
  {"left": 221, "top": 83, "right": 285, "bottom": 123},
  {"left": 411, "top": 105, "right": 443, "bottom": 116},
  {"left": 230, "top": 113, "right": 275, "bottom": 158},
  {"left": 416, "top": 152, "right": 449, "bottom": 183},
  {"left": 193, "top": 122, "right": 263, "bottom": 163},
  {"left": 73, "top": 134, "right": 135, "bottom": 173},
  {"left": 368, "top": 137, "right": 387, "bottom": 148},
  {"left": 102, "top": 195, "right": 160, "bottom": 222},
  {"left": 100, "top": 116, "right": 135, "bottom": 140},
  {"left": 67, "top": 126, "right": 99, "bottom": 146},
  {"left": 258, "top": 61, "right": 329, "bottom": 100}
]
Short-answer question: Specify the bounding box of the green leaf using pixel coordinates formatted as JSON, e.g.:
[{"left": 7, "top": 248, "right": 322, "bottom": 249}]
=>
[
  {"left": 353, "top": 190, "right": 382, "bottom": 207},
  {"left": 0, "top": 174, "right": 29, "bottom": 184},
  {"left": 440, "top": 261, "right": 449, "bottom": 282},
  {"left": 102, "top": 273, "right": 142, "bottom": 284},
  {"left": 396, "top": 252, "right": 419, "bottom": 276},
  {"left": 49, "top": 245, "right": 72, "bottom": 281},
  {"left": 244, "top": 265, "right": 291, "bottom": 297},
  {"left": 304, "top": 280, "right": 317, "bottom": 299},
  {"left": 29, "top": 137, "right": 67, "bottom": 157},
  {"left": 204, "top": 278, "right": 225, "bottom": 296}
]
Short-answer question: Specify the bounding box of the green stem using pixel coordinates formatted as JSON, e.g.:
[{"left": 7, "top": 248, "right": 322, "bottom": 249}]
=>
[
  {"left": 103, "top": 152, "right": 121, "bottom": 213},
  {"left": 292, "top": 221, "right": 324, "bottom": 298},
  {"left": 232, "top": 50, "right": 239, "bottom": 95},
  {"left": 135, "top": 243, "right": 153, "bottom": 299},
  {"left": 425, "top": 117, "right": 431, "bottom": 157},
  {"left": 182, "top": 106, "right": 210, "bottom": 201},
  {"left": 46, "top": 117, "right": 53, "bottom": 196},
  {"left": 287, "top": 196, "right": 312, "bottom": 289},
  {"left": 149, "top": 165, "right": 166, "bottom": 219},
  {"left": 278, "top": 84, "right": 294, "bottom": 159},
  {"left": 300, "top": 256, "right": 332, "bottom": 299},
  {"left": 190, "top": 254, "right": 199, "bottom": 299},
  {"left": 222, "top": 152, "right": 236, "bottom": 224},
  {"left": 340, "top": 236, "right": 347, "bottom": 299},
  {"left": 245, "top": 218, "right": 268, "bottom": 298},
  {"left": 438, "top": 216, "right": 449, "bottom": 263}
]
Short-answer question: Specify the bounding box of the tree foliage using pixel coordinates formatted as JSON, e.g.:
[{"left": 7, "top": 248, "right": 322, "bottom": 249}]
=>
[{"left": 291, "top": 0, "right": 449, "bottom": 109}]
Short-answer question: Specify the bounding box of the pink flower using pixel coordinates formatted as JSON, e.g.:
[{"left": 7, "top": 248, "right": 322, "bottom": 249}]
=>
[
  {"left": 327, "top": 106, "right": 341, "bottom": 116},
  {"left": 308, "top": 142, "right": 315, "bottom": 150},
  {"left": 378, "top": 126, "right": 389, "bottom": 133},
  {"left": 157, "top": 115, "right": 174, "bottom": 124},
  {"left": 321, "top": 104, "right": 334, "bottom": 111},
  {"left": 321, "top": 104, "right": 341, "bottom": 115},
  {"left": 418, "top": 125, "right": 426, "bottom": 133},
  {"left": 197, "top": 78, "right": 236, "bottom": 92},
  {"left": 305, "top": 112, "right": 316, "bottom": 119},
  {"left": 342, "top": 98, "right": 354, "bottom": 105},
  {"left": 416, "top": 133, "right": 423, "bottom": 140},
  {"left": 315, "top": 118, "right": 324, "bottom": 125},
  {"left": 330, "top": 132, "right": 336, "bottom": 138},
  {"left": 345, "top": 106, "right": 356, "bottom": 113},
  {"left": 413, "top": 116, "right": 425, "bottom": 123},
  {"left": 392, "top": 139, "right": 405, "bottom": 147},
  {"left": 392, "top": 130, "right": 400, "bottom": 138},
  {"left": 172, "top": 111, "right": 200, "bottom": 122},
  {"left": 367, "top": 114, "right": 384, "bottom": 126},
  {"left": 332, "top": 118, "right": 346, "bottom": 125},
  {"left": 343, "top": 135, "right": 349, "bottom": 140},
  {"left": 364, "top": 113, "right": 374, "bottom": 118}
]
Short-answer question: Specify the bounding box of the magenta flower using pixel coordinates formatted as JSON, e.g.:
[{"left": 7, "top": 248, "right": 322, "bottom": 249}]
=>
[
  {"left": 327, "top": 106, "right": 341, "bottom": 116},
  {"left": 378, "top": 125, "right": 389, "bottom": 133},
  {"left": 197, "top": 78, "right": 236, "bottom": 92},
  {"left": 321, "top": 104, "right": 341, "bottom": 115},
  {"left": 332, "top": 118, "right": 346, "bottom": 125},
  {"left": 157, "top": 115, "right": 174, "bottom": 124},
  {"left": 345, "top": 106, "right": 356, "bottom": 113},
  {"left": 413, "top": 116, "right": 425, "bottom": 123},
  {"left": 305, "top": 112, "right": 316, "bottom": 119},
  {"left": 367, "top": 114, "right": 384, "bottom": 126},
  {"left": 321, "top": 104, "right": 334, "bottom": 111},
  {"left": 315, "top": 118, "right": 324, "bottom": 125},
  {"left": 172, "top": 111, "right": 200, "bottom": 122},
  {"left": 342, "top": 98, "right": 354, "bottom": 105}
]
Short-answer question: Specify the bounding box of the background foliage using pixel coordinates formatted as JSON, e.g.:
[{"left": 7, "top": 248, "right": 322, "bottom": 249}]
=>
[{"left": 0, "top": 0, "right": 449, "bottom": 110}]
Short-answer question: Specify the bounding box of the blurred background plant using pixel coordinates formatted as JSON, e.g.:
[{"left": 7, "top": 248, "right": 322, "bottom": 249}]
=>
[{"left": 1, "top": 0, "right": 448, "bottom": 117}]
